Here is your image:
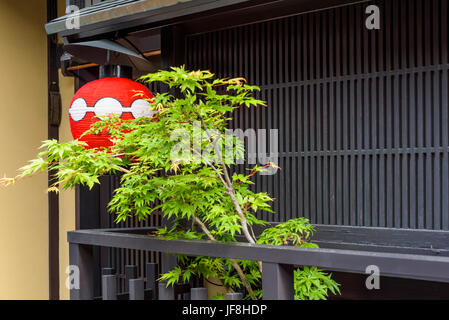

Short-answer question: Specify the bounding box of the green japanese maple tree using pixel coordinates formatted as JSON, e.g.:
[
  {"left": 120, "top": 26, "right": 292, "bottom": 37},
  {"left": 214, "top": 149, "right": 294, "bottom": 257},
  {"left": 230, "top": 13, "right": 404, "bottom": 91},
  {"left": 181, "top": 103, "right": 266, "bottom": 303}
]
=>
[{"left": 2, "top": 66, "right": 339, "bottom": 300}]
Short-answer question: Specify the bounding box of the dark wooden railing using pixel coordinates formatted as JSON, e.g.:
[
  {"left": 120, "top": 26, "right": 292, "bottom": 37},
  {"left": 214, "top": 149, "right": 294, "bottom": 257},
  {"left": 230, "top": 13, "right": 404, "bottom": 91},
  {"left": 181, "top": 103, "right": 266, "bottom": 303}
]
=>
[{"left": 68, "top": 227, "right": 449, "bottom": 300}]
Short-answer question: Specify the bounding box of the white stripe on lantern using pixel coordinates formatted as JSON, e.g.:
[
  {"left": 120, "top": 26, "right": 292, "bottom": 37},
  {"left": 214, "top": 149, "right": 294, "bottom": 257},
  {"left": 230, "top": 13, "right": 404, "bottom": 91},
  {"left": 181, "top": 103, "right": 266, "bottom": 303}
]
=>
[
  {"left": 93, "top": 97, "right": 123, "bottom": 120},
  {"left": 130, "top": 99, "right": 154, "bottom": 118},
  {"left": 69, "top": 98, "right": 88, "bottom": 122},
  {"left": 69, "top": 97, "right": 153, "bottom": 121}
]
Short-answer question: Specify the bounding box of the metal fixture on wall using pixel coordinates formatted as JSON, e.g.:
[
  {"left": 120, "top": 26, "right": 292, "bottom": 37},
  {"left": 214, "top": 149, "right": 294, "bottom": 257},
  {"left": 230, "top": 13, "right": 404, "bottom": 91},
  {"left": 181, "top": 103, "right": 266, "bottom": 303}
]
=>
[{"left": 62, "top": 39, "right": 161, "bottom": 78}]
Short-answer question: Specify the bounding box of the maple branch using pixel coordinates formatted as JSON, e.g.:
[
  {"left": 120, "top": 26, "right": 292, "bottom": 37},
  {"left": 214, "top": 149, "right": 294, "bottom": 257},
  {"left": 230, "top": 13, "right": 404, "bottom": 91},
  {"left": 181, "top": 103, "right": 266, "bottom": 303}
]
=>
[{"left": 193, "top": 216, "right": 257, "bottom": 300}]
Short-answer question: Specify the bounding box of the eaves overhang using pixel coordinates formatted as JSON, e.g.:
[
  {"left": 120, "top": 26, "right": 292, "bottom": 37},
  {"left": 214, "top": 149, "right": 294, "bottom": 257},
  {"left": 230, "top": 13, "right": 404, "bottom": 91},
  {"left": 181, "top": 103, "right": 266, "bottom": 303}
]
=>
[{"left": 45, "top": 0, "right": 257, "bottom": 38}]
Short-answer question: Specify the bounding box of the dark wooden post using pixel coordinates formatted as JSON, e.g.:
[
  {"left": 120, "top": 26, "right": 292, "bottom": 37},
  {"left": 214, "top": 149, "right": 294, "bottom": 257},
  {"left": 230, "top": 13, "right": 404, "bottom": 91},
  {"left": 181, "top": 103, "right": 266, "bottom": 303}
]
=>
[
  {"left": 158, "top": 282, "right": 175, "bottom": 300},
  {"left": 69, "top": 243, "right": 95, "bottom": 300},
  {"left": 125, "top": 265, "right": 138, "bottom": 292},
  {"left": 226, "top": 292, "right": 243, "bottom": 300},
  {"left": 102, "top": 267, "right": 115, "bottom": 275},
  {"left": 145, "top": 262, "right": 158, "bottom": 299},
  {"left": 262, "top": 263, "right": 294, "bottom": 300},
  {"left": 162, "top": 254, "right": 178, "bottom": 274},
  {"left": 102, "top": 275, "right": 117, "bottom": 300},
  {"left": 129, "top": 279, "right": 145, "bottom": 300},
  {"left": 47, "top": 0, "right": 61, "bottom": 301},
  {"left": 191, "top": 288, "right": 207, "bottom": 300}
]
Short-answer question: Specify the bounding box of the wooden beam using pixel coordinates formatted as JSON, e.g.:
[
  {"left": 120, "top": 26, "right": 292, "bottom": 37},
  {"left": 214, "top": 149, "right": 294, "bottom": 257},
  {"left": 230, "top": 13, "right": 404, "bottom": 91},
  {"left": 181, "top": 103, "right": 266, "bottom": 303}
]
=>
[
  {"left": 66, "top": 50, "right": 161, "bottom": 71},
  {"left": 66, "top": 63, "right": 99, "bottom": 71},
  {"left": 143, "top": 50, "right": 161, "bottom": 57},
  {"left": 68, "top": 228, "right": 449, "bottom": 284}
]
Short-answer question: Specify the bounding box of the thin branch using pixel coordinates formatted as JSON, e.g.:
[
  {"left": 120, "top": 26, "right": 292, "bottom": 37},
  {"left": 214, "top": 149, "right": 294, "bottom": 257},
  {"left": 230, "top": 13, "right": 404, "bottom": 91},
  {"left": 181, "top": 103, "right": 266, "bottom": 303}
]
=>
[
  {"left": 0, "top": 170, "right": 41, "bottom": 187},
  {"left": 111, "top": 165, "right": 131, "bottom": 174},
  {"left": 193, "top": 216, "right": 215, "bottom": 241},
  {"left": 193, "top": 216, "right": 257, "bottom": 300},
  {"left": 192, "top": 147, "right": 263, "bottom": 274},
  {"left": 192, "top": 149, "right": 228, "bottom": 187},
  {"left": 195, "top": 111, "right": 257, "bottom": 245}
]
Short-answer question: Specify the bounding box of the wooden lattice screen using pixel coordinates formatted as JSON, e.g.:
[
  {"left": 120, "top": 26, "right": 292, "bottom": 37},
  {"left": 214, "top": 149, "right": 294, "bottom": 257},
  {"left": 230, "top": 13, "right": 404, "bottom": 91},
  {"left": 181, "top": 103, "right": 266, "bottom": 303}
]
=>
[{"left": 186, "top": 0, "right": 449, "bottom": 231}]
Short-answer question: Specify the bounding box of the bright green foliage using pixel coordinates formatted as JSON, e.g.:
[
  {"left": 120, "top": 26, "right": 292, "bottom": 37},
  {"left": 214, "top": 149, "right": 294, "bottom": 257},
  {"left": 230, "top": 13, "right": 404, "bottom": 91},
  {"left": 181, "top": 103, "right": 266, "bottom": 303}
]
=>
[
  {"left": 258, "top": 219, "right": 339, "bottom": 299},
  {"left": 294, "top": 267, "right": 340, "bottom": 300},
  {"left": 17, "top": 139, "right": 128, "bottom": 190},
  {"left": 3, "top": 66, "right": 339, "bottom": 300},
  {"left": 211, "top": 293, "right": 226, "bottom": 300},
  {"left": 257, "top": 218, "right": 318, "bottom": 247}
]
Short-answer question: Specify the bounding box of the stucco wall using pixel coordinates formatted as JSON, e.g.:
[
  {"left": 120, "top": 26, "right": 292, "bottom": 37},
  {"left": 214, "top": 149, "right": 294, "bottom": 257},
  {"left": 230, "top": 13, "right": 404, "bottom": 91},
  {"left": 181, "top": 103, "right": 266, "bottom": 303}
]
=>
[
  {"left": 0, "top": 0, "right": 48, "bottom": 299},
  {"left": 58, "top": 70, "right": 75, "bottom": 300}
]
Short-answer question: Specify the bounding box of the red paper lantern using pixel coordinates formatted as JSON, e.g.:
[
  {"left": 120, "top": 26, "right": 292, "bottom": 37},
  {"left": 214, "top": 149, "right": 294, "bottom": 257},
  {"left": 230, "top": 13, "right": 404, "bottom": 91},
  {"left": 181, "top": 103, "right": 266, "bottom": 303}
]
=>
[{"left": 68, "top": 77, "right": 154, "bottom": 149}]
